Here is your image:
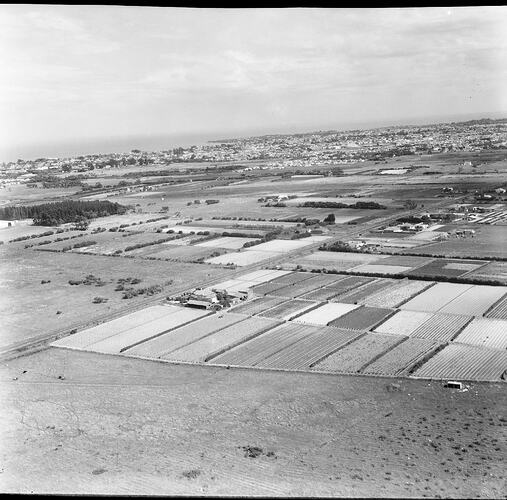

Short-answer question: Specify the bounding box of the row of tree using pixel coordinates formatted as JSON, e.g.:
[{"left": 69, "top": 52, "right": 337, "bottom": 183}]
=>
[{"left": 0, "top": 200, "right": 127, "bottom": 226}]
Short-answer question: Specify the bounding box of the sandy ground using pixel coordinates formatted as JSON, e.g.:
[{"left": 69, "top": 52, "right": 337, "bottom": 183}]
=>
[{"left": 0, "top": 348, "right": 505, "bottom": 497}]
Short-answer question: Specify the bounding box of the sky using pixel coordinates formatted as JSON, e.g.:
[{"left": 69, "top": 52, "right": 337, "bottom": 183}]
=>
[{"left": 0, "top": 6, "right": 506, "bottom": 160}]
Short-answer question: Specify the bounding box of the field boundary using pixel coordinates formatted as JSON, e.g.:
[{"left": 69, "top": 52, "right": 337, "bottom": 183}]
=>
[
  {"left": 356, "top": 335, "right": 408, "bottom": 373},
  {"left": 118, "top": 310, "right": 215, "bottom": 353}
]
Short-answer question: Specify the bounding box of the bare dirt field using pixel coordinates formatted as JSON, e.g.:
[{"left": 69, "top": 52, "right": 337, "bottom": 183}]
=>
[{"left": 0, "top": 347, "right": 505, "bottom": 496}]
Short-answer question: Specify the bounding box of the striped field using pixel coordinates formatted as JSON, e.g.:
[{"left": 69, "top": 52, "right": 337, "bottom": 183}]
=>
[
  {"left": 328, "top": 306, "right": 394, "bottom": 331},
  {"left": 409, "top": 313, "right": 472, "bottom": 342},
  {"left": 453, "top": 317, "right": 507, "bottom": 350},
  {"left": 313, "top": 333, "right": 404, "bottom": 373},
  {"left": 412, "top": 344, "right": 507, "bottom": 381}
]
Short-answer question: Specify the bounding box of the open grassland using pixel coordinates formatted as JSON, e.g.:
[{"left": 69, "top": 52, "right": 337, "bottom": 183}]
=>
[
  {"left": 0, "top": 246, "right": 231, "bottom": 349},
  {"left": 2, "top": 347, "right": 504, "bottom": 496},
  {"left": 401, "top": 225, "right": 507, "bottom": 259}
]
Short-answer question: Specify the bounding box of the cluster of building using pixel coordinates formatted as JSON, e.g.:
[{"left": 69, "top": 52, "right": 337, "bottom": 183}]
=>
[{"left": 2, "top": 119, "right": 506, "bottom": 186}]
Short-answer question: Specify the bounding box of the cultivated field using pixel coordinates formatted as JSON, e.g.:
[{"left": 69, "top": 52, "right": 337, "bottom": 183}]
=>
[
  {"left": 229, "top": 296, "right": 288, "bottom": 315},
  {"left": 362, "top": 337, "right": 440, "bottom": 376},
  {"left": 294, "top": 303, "right": 360, "bottom": 326},
  {"left": 413, "top": 343, "right": 507, "bottom": 381},
  {"left": 361, "top": 280, "right": 433, "bottom": 308},
  {"left": 406, "top": 259, "right": 487, "bottom": 278},
  {"left": 453, "top": 318, "right": 507, "bottom": 350},
  {"left": 210, "top": 323, "right": 320, "bottom": 367},
  {"left": 313, "top": 333, "right": 403, "bottom": 373},
  {"left": 205, "top": 249, "right": 280, "bottom": 266},
  {"left": 333, "top": 278, "right": 397, "bottom": 304},
  {"left": 327, "top": 306, "right": 394, "bottom": 331},
  {"left": 163, "top": 316, "right": 281, "bottom": 363},
  {"left": 350, "top": 263, "right": 413, "bottom": 275},
  {"left": 255, "top": 327, "right": 364, "bottom": 371},
  {"left": 374, "top": 311, "right": 435, "bottom": 336},
  {"left": 409, "top": 313, "right": 472, "bottom": 343},
  {"left": 124, "top": 313, "right": 248, "bottom": 358},
  {"left": 259, "top": 299, "right": 319, "bottom": 320},
  {"left": 399, "top": 283, "right": 474, "bottom": 312}
]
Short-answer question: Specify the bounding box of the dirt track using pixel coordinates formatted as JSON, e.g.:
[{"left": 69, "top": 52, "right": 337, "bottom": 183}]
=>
[{"left": 0, "top": 347, "right": 505, "bottom": 496}]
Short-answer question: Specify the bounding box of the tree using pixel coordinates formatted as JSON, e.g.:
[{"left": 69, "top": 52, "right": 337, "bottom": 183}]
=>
[
  {"left": 323, "top": 213, "right": 335, "bottom": 224},
  {"left": 404, "top": 200, "right": 418, "bottom": 210}
]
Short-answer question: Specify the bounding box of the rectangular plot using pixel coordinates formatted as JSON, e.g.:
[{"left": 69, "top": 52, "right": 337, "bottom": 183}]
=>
[
  {"left": 229, "top": 296, "right": 288, "bottom": 316},
  {"left": 334, "top": 279, "right": 396, "bottom": 304},
  {"left": 412, "top": 344, "right": 507, "bottom": 381},
  {"left": 374, "top": 310, "right": 435, "bottom": 336},
  {"left": 88, "top": 308, "right": 210, "bottom": 354},
  {"left": 256, "top": 327, "right": 364, "bottom": 371},
  {"left": 51, "top": 305, "right": 182, "bottom": 349},
  {"left": 210, "top": 323, "right": 320, "bottom": 367},
  {"left": 487, "top": 296, "right": 507, "bottom": 320},
  {"left": 350, "top": 264, "right": 413, "bottom": 275},
  {"left": 375, "top": 255, "right": 434, "bottom": 268},
  {"left": 162, "top": 316, "right": 281, "bottom": 363},
  {"left": 329, "top": 306, "right": 394, "bottom": 331},
  {"left": 195, "top": 237, "right": 258, "bottom": 249},
  {"left": 250, "top": 239, "right": 316, "bottom": 253},
  {"left": 406, "top": 259, "right": 485, "bottom": 278},
  {"left": 313, "top": 333, "right": 403, "bottom": 373},
  {"left": 205, "top": 250, "right": 280, "bottom": 266},
  {"left": 251, "top": 281, "right": 289, "bottom": 296},
  {"left": 454, "top": 318, "right": 507, "bottom": 350},
  {"left": 400, "top": 283, "right": 473, "bottom": 313},
  {"left": 361, "top": 280, "right": 433, "bottom": 308},
  {"left": 268, "top": 276, "right": 338, "bottom": 299},
  {"left": 236, "top": 269, "right": 292, "bottom": 283},
  {"left": 268, "top": 272, "right": 315, "bottom": 285},
  {"left": 260, "top": 299, "right": 319, "bottom": 320},
  {"left": 294, "top": 302, "right": 360, "bottom": 325},
  {"left": 362, "top": 337, "right": 439, "bottom": 376},
  {"left": 324, "top": 275, "right": 374, "bottom": 292},
  {"left": 439, "top": 285, "right": 507, "bottom": 316},
  {"left": 305, "top": 251, "right": 389, "bottom": 263},
  {"left": 410, "top": 313, "right": 472, "bottom": 342},
  {"left": 124, "top": 313, "right": 248, "bottom": 358},
  {"left": 299, "top": 286, "right": 347, "bottom": 302}
]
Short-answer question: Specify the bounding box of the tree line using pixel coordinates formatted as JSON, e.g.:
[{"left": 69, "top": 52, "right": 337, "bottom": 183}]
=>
[{"left": 0, "top": 200, "right": 127, "bottom": 226}]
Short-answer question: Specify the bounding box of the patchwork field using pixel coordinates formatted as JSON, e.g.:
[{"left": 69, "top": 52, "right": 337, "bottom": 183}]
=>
[
  {"left": 205, "top": 249, "right": 280, "bottom": 266},
  {"left": 406, "top": 259, "right": 487, "bottom": 278},
  {"left": 259, "top": 299, "right": 319, "bottom": 320},
  {"left": 313, "top": 333, "right": 403, "bottom": 373},
  {"left": 229, "top": 296, "right": 288, "bottom": 316},
  {"left": 399, "top": 283, "right": 474, "bottom": 312},
  {"left": 467, "top": 261, "right": 507, "bottom": 284},
  {"left": 361, "top": 280, "right": 433, "bottom": 308},
  {"left": 327, "top": 306, "right": 394, "bottom": 331},
  {"left": 210, "top": 323, "right": 320, "bottom": 367},
  {"left": 409, "top": 313, "right": 472, "bottom": 342},
  {"left": 453, "top": 318, "right": 507, "bottom": 350},
  {"left": 350, "top": 263, "right": 413, "bottom": 275},
  {"left": 362, "top": 337, "right": 440, "bottom": 376},
  {"left": 123, "top": 313, "right": 248, "bottom": 358},
  {"left": 294, "top": 302, "right": 360, "bottom": 326},
  {"left": 255, "top": 327, "right": 364, "bottom": 371},
  {"left": 333, "top": 278, "right": 397, "bottom": 303},
  {"left": 374, "top": 310, "right": 435, "bottom": 336},
  {"left": 195, "top": 236, "right": 259, "bottom": 249},
  {"left": 162, "top": 316, "right": 281, "bottom": 363},
  {"left": 413, "top": 344, "right": 507, "bottom": 381}
]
